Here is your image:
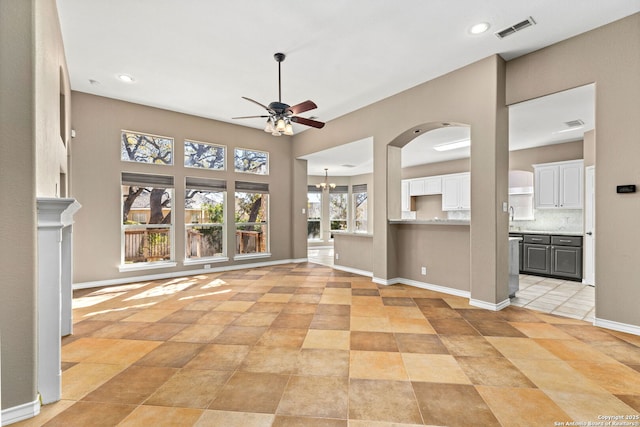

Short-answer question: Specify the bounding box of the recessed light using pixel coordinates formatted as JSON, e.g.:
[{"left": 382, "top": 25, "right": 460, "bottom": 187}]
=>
[
  {"left": 117, "top": 74, "right": 135, "bottom": 83},
  {"left": 470, "top": 22, "right": 490, "bottom": 35}
]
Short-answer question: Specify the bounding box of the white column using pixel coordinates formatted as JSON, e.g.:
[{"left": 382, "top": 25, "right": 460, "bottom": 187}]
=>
[{"left": 36, "top": 198, "right": 81, "bottom": 404}]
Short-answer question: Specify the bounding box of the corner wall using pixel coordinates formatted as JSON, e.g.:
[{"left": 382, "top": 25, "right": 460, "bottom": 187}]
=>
[
  {"left": 0, "top": 0, "right": 71, "bottom": 415},
  {"left": 294, "top": 55, "right": 509, "bottom": 305},
  {"left": 506, "top": 13, "right": 640, "bottom": 328}
]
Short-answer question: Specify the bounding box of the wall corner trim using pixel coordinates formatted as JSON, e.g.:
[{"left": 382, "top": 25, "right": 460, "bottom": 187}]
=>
[
  {"left": 469, "top": 298, "right": 511, "bottom": 311},
  {"left": 1, "top": 397, "right": 40, "bottom": 426},
  {"left": 374, "top": 276, "right": 471, "bottom": 299},
  {"left": 333, "top": 265, "right": 372, "bottom": 277},
  {"left": 74, "top": 258, "right": 310, "bottom": 290},
  {"left": 594, "top": 317, "right": 640, "bottom": 337}
]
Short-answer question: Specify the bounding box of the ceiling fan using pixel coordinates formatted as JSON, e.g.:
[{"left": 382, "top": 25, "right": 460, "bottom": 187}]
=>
[{"left": 233, "top": 52, "right": 325, "bottom": 136}]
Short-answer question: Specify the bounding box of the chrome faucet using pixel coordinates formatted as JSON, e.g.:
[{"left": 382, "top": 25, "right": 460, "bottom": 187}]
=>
[{"left": 509, "top": 206, "right": 514, "bottom": 222}]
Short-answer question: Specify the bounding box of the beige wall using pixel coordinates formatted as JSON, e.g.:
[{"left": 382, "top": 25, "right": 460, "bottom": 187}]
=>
[
  {"left": 293, "top": 55, "right": 510, "bottom": 306},
  {"left": 583, "top": 130, "right": 595, "bottom": 167},
  {"left": 334, "top": 234, "right": 373, "bottom": 273},
  {"left": 394, "top": 224, "right": 470, "bottom": 291},
  {"left": 70, "top": 92, "right": 296, "bottom": 284},
  {"left": 402, "top": 158, "right": 470, "bottom": 179},
  {"left": 0, "top": 0, "right": 70, "bottom": 412},
  {"left": 506, "top": 13, "right": 640, "bottom": 326},
  {"left": 509, "top": 140, "right": 583, "bottom": 171}
]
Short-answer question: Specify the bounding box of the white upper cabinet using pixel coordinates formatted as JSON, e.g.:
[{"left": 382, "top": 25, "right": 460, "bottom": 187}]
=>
[
  {"left": 534, "top": 160, "right": 583, "bottom": 209},
  {"left": 401, "top": 180, "right": 412, "bottom": 211},
  {"left": 408, "top": 176, "right": 442, "bottom": 196},
  {"left": 442, "top": 172, "right": 470, "bottom": 211}
]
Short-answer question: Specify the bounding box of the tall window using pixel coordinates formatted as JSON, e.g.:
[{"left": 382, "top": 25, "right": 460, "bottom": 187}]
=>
[
  {"left": 234, "top": 148, "right": 268, "bottom": 175},
  {"left": 121, "top": 131, "right": 173, "bottom": 165},
  {"left": 329, "top": 185, "right": 348, "bottom": 232},
  {"left": 121, "top": 173, "right": 174, "bottom": 265},
  {"left": 352, "top": 184, "right": 368, "bottom": 232},
  {"left": 185, "top": 177, "right": 226, "bottom": 260},
  {"left": 307, "top": 186, "right": 322, "bottom": 240},
  {"left": 235, "top": 181, "right": 269, "bottom": 256}
]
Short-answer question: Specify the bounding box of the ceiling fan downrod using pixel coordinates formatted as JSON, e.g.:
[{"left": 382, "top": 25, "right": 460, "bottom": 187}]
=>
[{"left": 274, "top": 52, "right": 285, "bottom": 103}]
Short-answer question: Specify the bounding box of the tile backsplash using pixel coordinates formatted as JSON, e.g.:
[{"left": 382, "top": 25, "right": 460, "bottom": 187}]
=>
[{"left": 510, "top": 208, "right": 583, "bottom": 233}]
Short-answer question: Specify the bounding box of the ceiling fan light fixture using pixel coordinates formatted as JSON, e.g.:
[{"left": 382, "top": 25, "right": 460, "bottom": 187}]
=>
[
  {"left": 284, "top": 122, "right": 294, "bottom": 136},
  {"left": 264, "top": 118, "right": 275, "bottom": 133},
  {"left": 276, "top": 118, "right": 286, "bottom": 132}
]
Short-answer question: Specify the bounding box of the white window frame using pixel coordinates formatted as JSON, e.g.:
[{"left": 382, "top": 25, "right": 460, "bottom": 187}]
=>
[
  {"left": 184, "top": 177, "right": 228, "bottom": 265},
  {"left": 234, "top": 181, "right": 270, "bottom": 260},
  {"left": 120, "top": 172, "right": 176, "bottom": 271}
]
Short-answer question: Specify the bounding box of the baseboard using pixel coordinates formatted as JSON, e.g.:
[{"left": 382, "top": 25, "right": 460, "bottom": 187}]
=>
[
  {"left": 74, "top": 258, "right": 309, "bottom": 290},
  {"left": 332, "top": 264, "right": 372, "bottom": 277},
  {"left": 1, "top": 397, "right": 40, "bottom": 426},
  {"left": 373, "top": 276, "right": 471, "bottom": 299},
  {"left": 470, "top": 298, "right": 511, "bottom": 311},
  {"left": 594, "top": 317, "right": 640, "bottom": 336}
]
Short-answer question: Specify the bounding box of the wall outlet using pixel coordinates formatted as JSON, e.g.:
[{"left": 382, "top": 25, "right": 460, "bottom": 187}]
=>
[
  {"left": 421, "top": 266, "right": 427, "bottom": 275},
  {"left": 204, "top": 264, "right": 211, "bottom": 269},
  {"left": 335, "top": 253, "right": 339, "bottom": 260},
  {"left": 302, "top": 208, "right": 306, "bottom": 214}
]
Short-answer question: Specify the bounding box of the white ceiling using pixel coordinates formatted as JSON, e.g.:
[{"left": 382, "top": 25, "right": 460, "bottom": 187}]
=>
[{"left": 56, "top": 1, "right": 637, "bottom": 176}]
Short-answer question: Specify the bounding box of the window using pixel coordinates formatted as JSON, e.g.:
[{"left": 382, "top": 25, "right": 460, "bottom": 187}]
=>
[
  {"left": 352, "top": 184, "right": 368, "bottom": 232},
  {"left": 121, "top": 131, "right": 173, "bottom": 165},
  {"left": 329, "top": 185, "right": 348, "bottom": 232},
  {"left": 235, "top": 181, "right": 269, "bottom": 256},
  {"left": 234, "top": 148, "right": 268, "bottom": 175},
  {"left": 121, "top": 172, "right": 174, "bottom": 265},
  {"left": 184, "top": 140, "right": 225, "bottom": 170},
  {"left": 185, "top": 177, "right": 226, "bottom": 260},
  {"left": 307, "top": 186, "right": 322, "bottom": 240}
]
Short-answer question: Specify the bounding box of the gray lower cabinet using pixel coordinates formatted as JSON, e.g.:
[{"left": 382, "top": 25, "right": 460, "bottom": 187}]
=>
[
  {"left": 523, "top": 242, "right": 551, "bottom": 275},
  {"left": 520, "top": 233, "right": 582, "bottom": 281},
  {"left": 551, "top": 236, "right": 582, "bottom": 280}
]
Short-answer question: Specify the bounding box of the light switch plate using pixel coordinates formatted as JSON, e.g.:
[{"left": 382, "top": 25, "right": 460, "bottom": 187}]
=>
[{"left": 502, "top": 202, "right": 508, "bottom": 212}]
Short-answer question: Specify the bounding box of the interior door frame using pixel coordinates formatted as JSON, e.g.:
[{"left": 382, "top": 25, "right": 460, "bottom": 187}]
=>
[{"left": 584, "top": 165, "right": 595, "bottom": 285}]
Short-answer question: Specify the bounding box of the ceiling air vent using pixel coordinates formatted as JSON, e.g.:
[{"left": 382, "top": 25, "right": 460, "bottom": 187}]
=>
[
  {"left": 495, "top": 17, "right": 536, "bottom": 39},
  {"left": 564, "top": 119, "right": 585, "bottom": 128}
]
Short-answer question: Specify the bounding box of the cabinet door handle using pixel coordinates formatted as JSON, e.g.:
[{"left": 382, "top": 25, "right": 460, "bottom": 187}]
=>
[
  {"left": 559, "top": 239, "right": 572, "bottom": 243},
  {"left": 531, "top": 238, "right": 542, "bottom": 241}
]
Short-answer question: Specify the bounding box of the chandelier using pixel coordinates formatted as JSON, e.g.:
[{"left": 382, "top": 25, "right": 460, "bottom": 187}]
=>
[{"left": 316, "top": 168, "right": 336, "bottom": 191}]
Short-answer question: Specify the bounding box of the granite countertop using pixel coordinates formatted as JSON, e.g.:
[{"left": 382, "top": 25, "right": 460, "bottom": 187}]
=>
[
  {"left": 389, "top": 219, "right": 470, "bottom": 226},
  {"left": 509, "top": 229, "right": 583, "bottom": 236}
]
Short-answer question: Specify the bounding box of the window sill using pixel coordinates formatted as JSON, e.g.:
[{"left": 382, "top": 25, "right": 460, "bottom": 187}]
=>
[
  {"left": 183, "top": 257, "right": 229, "bottom": 266},
  {"left": 119, "top": 261, "right": 177, "bottom": 273},
  {"left": 233, "top": 253, "right": 271, "bottom": 261}
]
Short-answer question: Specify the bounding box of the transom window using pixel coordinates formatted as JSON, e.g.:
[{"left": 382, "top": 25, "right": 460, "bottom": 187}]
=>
[
  {"left": 184, "top": 140, "right": 225, "bottom": 170},
  {"left": 121, "top": 131, "right": 173, "bottom": 165},
  {"left": 234, "top": 148, "right": 268, "bottom": 175}
]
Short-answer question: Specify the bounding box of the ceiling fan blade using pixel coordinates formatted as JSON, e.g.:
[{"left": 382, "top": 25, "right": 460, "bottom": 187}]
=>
[
  {"left": 232, "top": 115, "right": 270, "bottom": 119},
  {"left": 291, "top": 116, "right": 325, "bottom": 129},
  {"left": 241, "top": 96, "right": 272, "bottom": 112},
  {"left": 287, "top": 100, "right": 317, "bottom": 115}
]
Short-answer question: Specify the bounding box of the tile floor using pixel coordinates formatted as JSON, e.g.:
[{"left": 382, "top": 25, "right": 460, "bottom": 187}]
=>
[
  {"left": 309, "top": 246, "right": 596, "bottom": 322},
  {"left": 14, "top": 262, "right": 640, "bottom": 426}
]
